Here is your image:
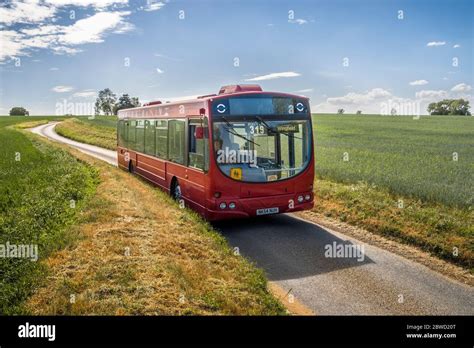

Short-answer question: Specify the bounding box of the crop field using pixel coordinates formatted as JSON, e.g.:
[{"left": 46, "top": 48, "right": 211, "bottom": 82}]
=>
[
  {"left": 312, "top": 114, "right": 474, "bottom": 208},
  {"left": 0, "top": 116, "right": 98, "bottom": 313}
]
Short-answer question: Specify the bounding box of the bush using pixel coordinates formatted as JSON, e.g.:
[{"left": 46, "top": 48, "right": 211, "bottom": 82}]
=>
[{"left": 9, "top": 107, "right": 29, "bottom": 116}]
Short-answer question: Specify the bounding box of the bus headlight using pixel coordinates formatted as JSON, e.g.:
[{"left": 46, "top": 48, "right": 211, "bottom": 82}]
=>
[
  {"left": 229, "top": 202, "right": 236, "bottom": 209},
  {"left": 305, "top": 194, "right": 311, "bottom": 201},
  {"left": 297, "top": 195, "right": 304, "bottom": 203},
  {"left": 219, "top": 202, "right": 227, "bottom": 210}
]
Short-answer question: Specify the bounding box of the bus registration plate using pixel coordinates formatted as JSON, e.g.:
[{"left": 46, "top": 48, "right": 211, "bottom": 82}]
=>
[{"left": 256, "top": 207, "right": 279, "bottom": 216}]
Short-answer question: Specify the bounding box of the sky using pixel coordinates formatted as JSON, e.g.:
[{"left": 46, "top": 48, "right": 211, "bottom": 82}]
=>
[{"left": 0, "top": 0, "right": 472, "bottom": 115}]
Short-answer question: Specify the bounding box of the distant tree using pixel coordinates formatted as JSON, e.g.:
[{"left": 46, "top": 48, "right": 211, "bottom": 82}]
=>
[
  {"left": 390, "top": 108, "right": 397, "bottom": 116},
  {"left": 356, "top": 110, "right": 362, "bottom": 115},
  {"left": 428, "top": 99, "right": 471, "bottom": 116},
  {"left": 337, "top": 108, "right": 345, "bottom": 114},
  {"left": 113, "top": 94, "right": 141, "bottom": 115},
  {"left": 9, "top": 107, "right": 29, "bottom": 116},
  {"left": 94, "top": 88, "right": 117, "bottom": 116}
]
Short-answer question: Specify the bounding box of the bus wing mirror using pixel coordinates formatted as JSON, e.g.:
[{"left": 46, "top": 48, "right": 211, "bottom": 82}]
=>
[{"left": 195, "top": 126, "right": 204, "bottom": 139}]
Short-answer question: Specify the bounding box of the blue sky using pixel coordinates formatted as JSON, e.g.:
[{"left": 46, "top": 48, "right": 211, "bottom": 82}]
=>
[{"left": 0, "top": 0, "right": 472, "bottom": 115}]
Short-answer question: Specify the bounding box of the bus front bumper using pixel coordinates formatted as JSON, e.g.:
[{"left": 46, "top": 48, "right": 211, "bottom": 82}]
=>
[{"left": 206, "top": 193, "right": 314, "bottom": 221}]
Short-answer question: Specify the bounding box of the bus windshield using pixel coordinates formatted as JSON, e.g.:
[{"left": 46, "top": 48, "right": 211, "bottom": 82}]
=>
[{"left": 212, "top": 118, "right": 311, "bottom": 182}]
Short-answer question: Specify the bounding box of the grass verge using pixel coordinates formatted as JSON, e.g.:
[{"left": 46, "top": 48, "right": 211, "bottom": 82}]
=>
[
  {"left": 25, "top": 139, "right": 285, "bottom": 315},
  {"left": 304, "top": 178, "right": 473, "bottom": 272},
  {"left": 55, "top": 117, "right": 117, "bottom": 150},
  {"left": 0, "top": 120, "right": 98, "bottom": 314}
]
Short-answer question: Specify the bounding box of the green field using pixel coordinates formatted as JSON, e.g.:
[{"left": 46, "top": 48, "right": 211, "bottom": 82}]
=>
[
  {"left": 77, "top": 115, "right": 117, "bottom": 128},
  {"left": 0, "top": 117, "right": 99, "bottom": 313},
  {"left": 312, "top": 114, "right": 474, "bottom": 208}
]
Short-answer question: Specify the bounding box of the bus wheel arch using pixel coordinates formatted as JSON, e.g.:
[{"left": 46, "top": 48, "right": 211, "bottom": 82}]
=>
[{"left": 170, "top": 177, "right": 182, "bottom": 200}]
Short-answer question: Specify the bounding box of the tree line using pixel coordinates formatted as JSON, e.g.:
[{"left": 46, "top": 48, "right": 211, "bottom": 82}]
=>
[
  {"left": 8, "top": 88, "right": 141, "bottom": 116},
  {"left": 427, "top": 99, "right": 470, "bottom": 116},
  {"left": 94, "top": 88, "right": 141, "bottom": 116},
  {"left": 335, "top": 98, "right": 471, "bottom": 116}
]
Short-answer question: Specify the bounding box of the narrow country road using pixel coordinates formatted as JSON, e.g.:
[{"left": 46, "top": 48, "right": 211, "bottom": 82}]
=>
[
  {"left": 31, "top": 122, "right": 117, "bottom": 166},
  {"left": 30, "top": 122, "right": 474, "bottom": 315}
]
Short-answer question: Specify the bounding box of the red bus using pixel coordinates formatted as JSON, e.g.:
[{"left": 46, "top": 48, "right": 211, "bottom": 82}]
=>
[{"left": 117, "top": 84, "right": 314, "bottom": 221}]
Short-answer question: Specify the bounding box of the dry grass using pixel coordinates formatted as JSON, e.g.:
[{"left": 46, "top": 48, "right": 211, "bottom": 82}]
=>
[
  {"left": 25, "top": 142, "right": 284, "bottom": 315},
  {"left": 13, "top": 119, "right": 51, "bottom": 129},
  {"left": 306, "top": 178, "right": 473, "bottom": 272}
]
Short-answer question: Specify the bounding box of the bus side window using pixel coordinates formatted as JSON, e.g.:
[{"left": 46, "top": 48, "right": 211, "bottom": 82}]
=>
[
  {"left": 168, "top": 119, "right": 185, "bottom": 164},
  {"left": 128, "top": 120, "right": 137, "bottom": 150},
  {"left": 144, "top": 120, "right": 155, "bottom": 156},
  {"left": 155, "top": 120, "right": 168, "bottom": 159},
  {"left": 188, "top": 118, "right": 208, "bottom": 171},
  {"left": 117, "top": 120, "right": 123, "bottom": 147},
  {"left": 135, "top": 120, "right": 145, "bottom": 153}
]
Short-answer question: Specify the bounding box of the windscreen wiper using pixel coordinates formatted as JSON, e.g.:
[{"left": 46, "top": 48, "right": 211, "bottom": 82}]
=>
[{"left": 221, "top": 116, "right": 260, "bottom": 147}]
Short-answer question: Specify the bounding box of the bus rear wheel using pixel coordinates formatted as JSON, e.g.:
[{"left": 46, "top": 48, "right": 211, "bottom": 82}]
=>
[{"left": 171, "top": 179, "right": 182, "bottom": 201}]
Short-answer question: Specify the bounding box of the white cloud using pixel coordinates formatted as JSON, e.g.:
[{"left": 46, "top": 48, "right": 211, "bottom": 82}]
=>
[
  {"left": 453, "top": 44, "right": 461, "bottom": 48},
  {"left": 52, "top": 85, "right": 74, "bottom": 93},
  {"left": 45, "top": 0, "right": 128, "bottom": 7},
  {"left": 288, "top": 19, "right": 307, "bottom": 25},
  {"left": 426, "top": 41, "right": 446, "bottom": 47},
  {"left": 409, "top": 79, "right": 428, "bottom": 86},
  {"left": 0, "top": 30, "right": 27, "bottom": 60},
  {"left": 312, "top": 86, "right": 473, "bottom": 115},
  {"left": 295, "top": 88, "right": 313, "bottom": 93},
  {"left": 415, "top": 90, "right": 447, "bottom": 99},
  {"left": 451, "top": 83, "right": 472, "bottom": 92},
  {"left": 1, "top": 10, "right": 132, "bottom": 61},
  {"left": 59, "top": 11, "right": 132, "bottom": 45},
  {"left": 245, "top": 71, "right": 300, "bottom": 81},
  {"left": 0, "top": 1, "right": 129, "bottom": 26},
  {"left": 49, "top": 67, "right": 59, "bottom": 71},
  {"left": 154, "top": 53, "right": 182, "bottom": 61},
  {"left": 326, "top": 88, "right": 391, "bottom": 105},
  {"left": 73, "top": 89, "right": 96, "bottom": 97},
  {"left": 156, "top": 67, "right": 164, "bottom": 74},
  {"left": 0, "top": 1, "right": 56, "bottom": 26},
  {"left": 144, "top": 0, "right": 165, "bottom": 12},
  {"left": 0, "top": 0, "right": 167, "bottom": 62}
]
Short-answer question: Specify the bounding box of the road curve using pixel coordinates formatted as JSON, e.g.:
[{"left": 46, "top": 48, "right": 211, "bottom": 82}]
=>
[
  {"left": 30, "top": 122, "right": 473, "bottom": 315},
  {"left": 30, "top": 122, "right": 117, "bottom": 166}
]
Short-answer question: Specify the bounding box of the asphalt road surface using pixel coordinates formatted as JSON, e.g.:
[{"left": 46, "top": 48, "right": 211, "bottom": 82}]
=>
[
  {"left": 31, "top": 122, "right": 117, "bottom": 166},
  {"left": 30, "top": 122, "right": 473, "bottom": 315}
]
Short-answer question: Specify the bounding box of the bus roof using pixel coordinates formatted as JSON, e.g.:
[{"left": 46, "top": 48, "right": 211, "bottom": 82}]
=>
[{"left": 117, "top": 85, "right": 309, "bottom": 119}]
